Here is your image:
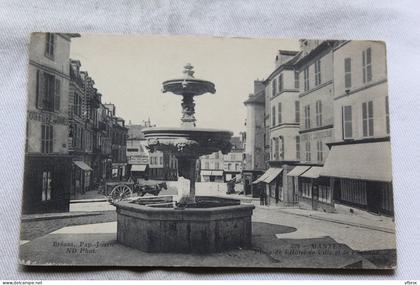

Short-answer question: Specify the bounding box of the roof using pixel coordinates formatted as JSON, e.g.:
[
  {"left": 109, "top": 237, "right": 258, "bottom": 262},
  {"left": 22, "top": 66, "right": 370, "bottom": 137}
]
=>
[
  {"left": 320, "top": 141, "right": 392, "bottom": 182},
  {"left": 243, "top": 91, "right": 265, "bottom": 105},
  {"left": 264, "top": 51, "right": 301, "bottom": 82}
]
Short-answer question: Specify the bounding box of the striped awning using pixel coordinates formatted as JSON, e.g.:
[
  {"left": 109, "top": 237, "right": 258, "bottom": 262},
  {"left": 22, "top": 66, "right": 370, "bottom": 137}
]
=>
[
  {"left": 300, "top": 166, "right": 323, "bottom": 179},
  {"left": 252, "top": 168, "right": 283, "bottom": 184},
  {"left": 287, "top": 166, "right": 311, "bottom": 177},
  {"left": 73, "top": 161, "right": 93, "bottom": 171},
  {"left": 131, "top": 164, "right": 148, "bottom": 172}
]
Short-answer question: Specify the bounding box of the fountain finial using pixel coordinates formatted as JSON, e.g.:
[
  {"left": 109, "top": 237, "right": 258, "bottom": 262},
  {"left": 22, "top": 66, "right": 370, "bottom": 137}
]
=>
[{"left": 183, "top": 63, "right": 195, "bottom": 79}]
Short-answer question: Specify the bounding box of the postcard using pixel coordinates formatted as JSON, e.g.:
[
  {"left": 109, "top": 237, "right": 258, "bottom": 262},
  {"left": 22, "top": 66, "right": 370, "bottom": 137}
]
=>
[{"left": 19, "top": 33, "right": 395, "bottom": 269}]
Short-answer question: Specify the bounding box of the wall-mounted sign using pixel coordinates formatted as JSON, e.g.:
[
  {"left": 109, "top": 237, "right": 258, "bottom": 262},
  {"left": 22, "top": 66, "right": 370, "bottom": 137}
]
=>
[{"left": 28, "top": 110, "right": 68, "bottom": 125}]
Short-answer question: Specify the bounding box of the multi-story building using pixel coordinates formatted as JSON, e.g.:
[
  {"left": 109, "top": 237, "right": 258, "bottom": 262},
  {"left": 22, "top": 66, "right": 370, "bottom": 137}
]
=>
[
  {"left": 260, "top": 50, "right": 303, "bottom": 205},
  {"left": 223, "top": 136, "right": 245, "bottom": 182},
  {"left": 248, "top": 39, "right": 393, "bottom": 216},
  {"left": 96, "top": 102, "right": 113, "bottom": 182},
  {"left": 68, "top": 61, "right": 102, "bottom": 199},
  {"left": 126, "top": 121, "right": 178, "bottom": 181},
  {"left": 320, "top": 40, "right": 393, "bottom": 215},
  {"left": 200, "top": 151, "right": 224, "bottom": 182},
  {"left": 23, "top": 33, "right": 79, "bottom": 214},
  {"left": 104, "top": 104, "right": 128, "bottom": 181},
  {"left": 242, "top": 81, "right": 266, "bottom": 195},
  {"left": 126, "top": 124, "right": 149, "bottom": 179},
  {"left": 284, "top": 40, "right": 339, "bottom": 211}
]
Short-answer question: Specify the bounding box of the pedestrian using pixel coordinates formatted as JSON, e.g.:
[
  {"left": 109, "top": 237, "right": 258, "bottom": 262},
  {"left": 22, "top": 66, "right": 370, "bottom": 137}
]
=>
[{"left": 259, "top": 184, "right": 266, "bottom": 206}]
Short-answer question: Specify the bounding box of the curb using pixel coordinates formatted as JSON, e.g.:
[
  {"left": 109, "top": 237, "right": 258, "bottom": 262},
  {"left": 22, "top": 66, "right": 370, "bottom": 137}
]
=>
[
  {"left": 70, "top": 198, "right": 108, "bottom": 203},
  {"left": 257, "top": 206, "right": 395, "bottom": 234},
  {"left": 21, "top": 212, "right": 104, "bottom": 222}
]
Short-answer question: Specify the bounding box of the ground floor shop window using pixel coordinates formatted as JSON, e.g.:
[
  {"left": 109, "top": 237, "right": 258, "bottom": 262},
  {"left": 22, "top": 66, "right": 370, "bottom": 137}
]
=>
[
  {"left": 381, "top": 182, "right": 394, "bottom": 213},
  {"left": 302, "top": 182, "right": 311, "bottom": 198},
  {"left": 318, "top": 185, "right": 331, "bottom": 203},
  {"left": 41, "top": 170, "right": 52, "bottom": 201},
  {"left": 340, "top": 178, "right": 367, "bottom": 205}
]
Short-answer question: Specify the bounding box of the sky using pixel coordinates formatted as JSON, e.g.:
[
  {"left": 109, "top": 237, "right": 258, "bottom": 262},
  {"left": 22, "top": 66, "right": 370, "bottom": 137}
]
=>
[{"left": 70, "top": 34, "right": 299, "bottom": 135}]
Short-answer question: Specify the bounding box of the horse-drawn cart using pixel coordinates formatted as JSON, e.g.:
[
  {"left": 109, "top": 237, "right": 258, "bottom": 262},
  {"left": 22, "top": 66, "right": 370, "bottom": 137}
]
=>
[{"left": 106, "top": 180, "right": 168, "bottom": 205}]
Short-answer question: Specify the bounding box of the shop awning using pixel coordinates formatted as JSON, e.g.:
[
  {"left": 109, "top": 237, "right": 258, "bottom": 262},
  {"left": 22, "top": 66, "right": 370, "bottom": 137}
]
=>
[
  {"left": 287, "top": 166, "right": 311, "bottom": 177},
  {"left": 300, "top": 166, "right": 323, "bottom": 179},
  {"left": 201, "top": 170, "right": 212, "bottom": 176},
  {"left": 73, "top": 161, "right": 93, "bottom": 171},
  {"left": 211, "top": 170, "right": 224, "bottom": 176},
  {"left": 252, "top": 168, "right": 283, "bottom": 184},
  {"left": 320, "top": 141, "right": 392, "bottom": 182},
  {"left": 131, "top": 164, "right": 148, "bottom": 172}
]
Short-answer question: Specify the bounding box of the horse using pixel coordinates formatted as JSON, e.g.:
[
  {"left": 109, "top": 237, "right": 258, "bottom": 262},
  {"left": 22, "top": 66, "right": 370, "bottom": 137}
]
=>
[{"left": 138, "top": 182, "right": 168, "bottom": 196}]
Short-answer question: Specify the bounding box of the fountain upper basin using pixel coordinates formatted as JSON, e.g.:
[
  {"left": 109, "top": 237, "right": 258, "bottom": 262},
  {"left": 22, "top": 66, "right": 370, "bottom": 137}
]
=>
[{"left": 143, "top": 127, "right": 233, "bottom": 157}]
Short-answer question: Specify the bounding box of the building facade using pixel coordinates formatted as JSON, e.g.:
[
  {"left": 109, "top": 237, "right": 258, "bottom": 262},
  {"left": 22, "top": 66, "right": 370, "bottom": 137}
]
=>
[
  {"left": 242, "top": 81, "right": 266, "bottom": 195},
  {"left": 126, "top": 122, "right": 178, "bottom": 181},
  {"left": 320, "top": 40, "right": 393, "bottom": 215},
  {"left": 200, "top": 151, "right": 224, "bottom": 182},
  {"left": 23, "top": 33, "right": 79, "bottom": 214},
  {"left": 223, "top": 136, "right": 245, "bottom": 182},
  {"left": 104, "top": 104, "right": 128, "bottom": 181},
  {"left": 247, "top": 39, "right": 393, "bottom": 216}
]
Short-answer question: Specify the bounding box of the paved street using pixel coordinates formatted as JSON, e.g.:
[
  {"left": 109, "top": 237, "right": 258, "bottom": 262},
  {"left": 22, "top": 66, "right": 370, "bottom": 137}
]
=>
[{"left": 19, "top": 181, "right": 396, "bottom": 268}]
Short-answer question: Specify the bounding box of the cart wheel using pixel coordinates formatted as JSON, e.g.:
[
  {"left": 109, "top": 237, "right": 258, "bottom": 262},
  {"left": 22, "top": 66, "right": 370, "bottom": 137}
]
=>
[{"left": 109, "top": 184, "right": 132, "bottom": 204}]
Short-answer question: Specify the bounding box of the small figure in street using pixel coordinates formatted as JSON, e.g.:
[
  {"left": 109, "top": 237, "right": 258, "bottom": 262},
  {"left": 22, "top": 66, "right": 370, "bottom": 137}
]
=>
[
  {"left": 226, "top": 177, "right": 236, "bottom": 194},
  {"left": 259, "top": 184, "right": 266, "bottom": 206}
]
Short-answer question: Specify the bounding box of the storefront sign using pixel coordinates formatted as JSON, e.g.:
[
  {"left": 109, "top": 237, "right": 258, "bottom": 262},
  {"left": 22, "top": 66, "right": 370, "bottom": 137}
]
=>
[{"left": 28, "top": 110, "right": 68, "bottom": 125}]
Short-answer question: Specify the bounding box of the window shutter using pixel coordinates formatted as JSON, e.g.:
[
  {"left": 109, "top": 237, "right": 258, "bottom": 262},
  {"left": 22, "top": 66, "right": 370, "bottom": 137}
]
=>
[
  {"left": 37, "top": 71, "right": 45, "bottom": 109},
  {"left": 54, "top": 78, "right": 61, "bottom": 111},
  {"left": 35, "top": 70, "right": 40, "bottom": 108}
]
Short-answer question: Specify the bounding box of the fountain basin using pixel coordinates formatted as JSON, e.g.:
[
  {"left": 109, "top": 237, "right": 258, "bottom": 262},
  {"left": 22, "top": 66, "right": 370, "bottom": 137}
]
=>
[
  {"left": 116, "top": 196, "right": 255, "bottom": 253},
  {"left": 143, "top": 127, "right": 233, "bottom": 157}
]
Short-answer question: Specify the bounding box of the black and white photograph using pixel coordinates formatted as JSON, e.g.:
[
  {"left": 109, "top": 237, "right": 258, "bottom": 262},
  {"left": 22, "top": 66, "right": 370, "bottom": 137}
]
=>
[{"left": 18, "top": 33, "right": 396, "bottom": 269}]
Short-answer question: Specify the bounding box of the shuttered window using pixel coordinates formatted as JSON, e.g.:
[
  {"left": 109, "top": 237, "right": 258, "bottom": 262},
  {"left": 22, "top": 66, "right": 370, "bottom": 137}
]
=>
[
  {"left": 342, "top": 105, "right": 353, "bottom": 139},
  {"left": 45, "top": 33, "right": 55, "bottom": 59},
  {"left": 362, "top": 101, "right": 374, "bottom": 137},
  {"left": 304, "top": 67, "right": 309, "bottom": 91},
  {"left": 295, "top": 136, "right": 300, "bottom": 160},
  {"left": 315, "top": 100, "right": 322, "bottom": 127},
  {"left": 35, "top": 70, "right": 60, "bottom": 112},
  {"left": 362, "top": 47, "right": 372, "bottom": 83},
  {"left": 344, "top": 57, "right": 352, "bottom": 89},
  {"left": 277, "top": 102, "right": 282, "bottom": 124},
  {"left": 314, "top": 60, "right": 321, "bottom": 86},
  {"left": 41, "top": 124, "right": 53, "bottom": 153}
]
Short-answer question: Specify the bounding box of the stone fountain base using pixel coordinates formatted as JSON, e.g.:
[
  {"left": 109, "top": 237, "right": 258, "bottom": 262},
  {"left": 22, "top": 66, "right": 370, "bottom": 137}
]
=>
[{"left": 116, "top": 196, "right": 255, "bottom": 253}]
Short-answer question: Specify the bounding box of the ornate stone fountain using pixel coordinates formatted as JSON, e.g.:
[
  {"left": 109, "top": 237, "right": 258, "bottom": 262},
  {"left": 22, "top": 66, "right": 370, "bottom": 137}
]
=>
[{"left": 115, "top": 64, "right": 255, "bottom": 253}]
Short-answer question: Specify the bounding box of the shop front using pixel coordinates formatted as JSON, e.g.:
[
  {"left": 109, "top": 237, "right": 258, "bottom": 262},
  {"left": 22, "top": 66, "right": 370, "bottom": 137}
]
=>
[
  {"left": 242, "top": 170, "right": 263, "bottom": 196},
  {"left": 129, "top": 164, "right": 149, "bottom": 180},
  {"left": 200, "top": 170, "right": 224, "bottom": 182},
  {"left": 72, "top": 160, "right": 93, "bottom": 199},
  {"left": 287, "top": 165, "right": 311, "bottom": 205},
  {"left": 321, "top": 140, "right": 394, "bottom": 216},
  {"left": 22, "top": 154, "right": 73, "bottom": 214},
  {"left": 252, "top": 167, "right": 283, "bottom": 205},
  {"left": 299, "top": 166, "right": 334, "bottom": 212}
]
